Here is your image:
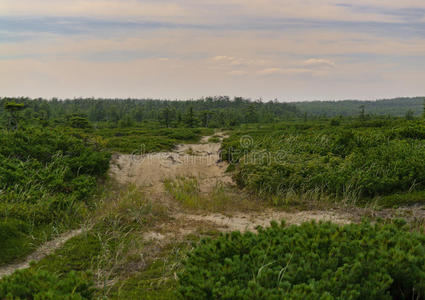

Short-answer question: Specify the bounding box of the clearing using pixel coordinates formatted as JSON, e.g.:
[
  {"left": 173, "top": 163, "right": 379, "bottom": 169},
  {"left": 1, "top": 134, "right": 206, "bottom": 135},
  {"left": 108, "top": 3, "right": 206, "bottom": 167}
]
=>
[{"left": 108, "top": 133, "right": 353, "bottom": 240}]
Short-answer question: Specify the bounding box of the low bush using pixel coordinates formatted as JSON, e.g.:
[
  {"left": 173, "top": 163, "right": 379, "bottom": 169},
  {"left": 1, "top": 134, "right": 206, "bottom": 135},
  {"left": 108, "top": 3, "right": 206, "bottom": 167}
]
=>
[
  {"left": 0, "top": 127, "right": 110, "bottom": 264},
  {"left": 179, "top": 220, "right": 425, "bottom": 299},
  {"left": 223, "top": 120, "right": 425, "bottom": 202},
  {"left": 0, "top": 268, "right": 94, "bottom": 299}
]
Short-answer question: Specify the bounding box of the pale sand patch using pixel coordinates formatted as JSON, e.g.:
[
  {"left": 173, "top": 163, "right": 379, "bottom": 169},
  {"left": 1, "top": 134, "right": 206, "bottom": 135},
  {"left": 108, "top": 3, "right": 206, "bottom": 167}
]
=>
[{"left": 108, "top": 133, "right": 352, "bottom": 242}]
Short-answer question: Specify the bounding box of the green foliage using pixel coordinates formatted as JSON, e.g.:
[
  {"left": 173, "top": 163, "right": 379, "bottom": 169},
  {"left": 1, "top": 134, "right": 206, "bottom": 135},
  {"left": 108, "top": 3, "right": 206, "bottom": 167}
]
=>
[
  {"left": 0, "top": 97, "right": 300, "bottom": 129},
  {"left": 208, "top": 135, "right": 221, "bottom": 143},
  {"left": 0, "top": 268, "right": 94, "bottom": 299},
  {"left": 36, "top": 232, "right": 103, "bottom": 274},
  {"left": 164, "top": 177, "right": 201, "bottom": 209},
  {"left": 97, "top": 126, "right": 208, "bottom": 153},
  {"left": 0, "top": 219, "right": 30, "bottom": 264},
  {"left": 3, "top": 102, "right": 26, "bottom": 130},
  {"left": 108, "top": 243, "right": 186, "bottom": 300},
  {"left": 4, "top": 102, "right": 25, "bottom": 111},
  {"left": 294, "top": 97, "right": 425, "bottom": 117},
  {"left": 223, "top": 120, "right": 425, "bottom": 202},
  {"left": 377, "top": 190, "right": 425, "bottom": 207},
  {"left": 179, "top": 220, "right": 425, "bottom": 299},
  {"left": 185, "top": 106, "right": 198, "bottom": 128},
  {"left": 0, "top": 127, "right": 110, "bottom": 264},
  {"left": 69, "top": 116, "right": 91, "bottom": 129}
]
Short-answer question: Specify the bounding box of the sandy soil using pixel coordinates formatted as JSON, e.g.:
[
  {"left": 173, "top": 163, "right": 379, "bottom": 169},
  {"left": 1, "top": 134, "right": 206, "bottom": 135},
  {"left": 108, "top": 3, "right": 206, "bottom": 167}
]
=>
[
  {"left": 2, "top": 133, "right": 422, "bottom": 280},
  {"left": 109, "top": 133, "right": 354, "bottom": 239},
  {"left": 179, "top": 209, "right": 351, "bottom": 232},
  {"left": 109, "top": 134, "right": 233, "bottom": 194}
]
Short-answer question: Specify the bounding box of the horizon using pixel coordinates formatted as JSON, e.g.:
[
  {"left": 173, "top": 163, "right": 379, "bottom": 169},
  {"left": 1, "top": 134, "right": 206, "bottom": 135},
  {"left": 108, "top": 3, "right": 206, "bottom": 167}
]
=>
[
  {"left": 1, "top": 0, "right": 424, "bottom": 100},
  {"left": 2, "top": 96, "right": 424, "bottom": 104}
]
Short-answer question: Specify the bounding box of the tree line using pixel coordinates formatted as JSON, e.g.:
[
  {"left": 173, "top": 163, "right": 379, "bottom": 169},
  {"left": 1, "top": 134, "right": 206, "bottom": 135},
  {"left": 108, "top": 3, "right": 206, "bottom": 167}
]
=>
[{"left": 0, "top": 96, "right": 300, "bottom": 129}]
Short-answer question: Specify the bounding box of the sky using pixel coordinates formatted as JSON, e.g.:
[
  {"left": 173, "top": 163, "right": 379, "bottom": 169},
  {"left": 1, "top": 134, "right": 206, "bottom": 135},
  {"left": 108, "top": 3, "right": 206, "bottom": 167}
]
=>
[{"left": 0, "top": 0, "right": 424, "bottom": 101}]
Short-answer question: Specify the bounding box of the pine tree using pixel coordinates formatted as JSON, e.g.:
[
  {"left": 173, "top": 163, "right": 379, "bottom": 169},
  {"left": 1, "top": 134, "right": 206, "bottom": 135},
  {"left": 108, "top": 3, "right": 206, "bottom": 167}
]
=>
[
  {"left": 160, "top": 107, "right": 171, "bottom": 128},
  {"left": 4, "top": 102, "right": 25, "bottom": 130},
  {"left": 185, "top": 106, "right": 197, "bottom": 128}
]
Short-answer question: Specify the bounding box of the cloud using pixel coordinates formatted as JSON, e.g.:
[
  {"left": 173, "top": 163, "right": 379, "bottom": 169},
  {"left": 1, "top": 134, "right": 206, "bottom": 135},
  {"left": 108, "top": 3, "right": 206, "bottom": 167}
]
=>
[
  {"left": 212, "top": 56, "right": 235, "bottom": 61},
  {"left": 258, "top": 68, "right": 312, "bottom": 76},
  {"left": 211, "top": 55, "right": 269, "bottom": 68},
  {"left": 2, "top": 0, "right": 425, "bottom": 25},
  {"left": 0, "top": 0, "right": 184, "bottom": 19},
  {"left": 303, "top": 58, "right": 336, "bottom": 68},
  {"left": 228, "top": 70, "right": 247, "bottom": 76},
  {"left": 0, "top": 0, "right": 424, "bottom": 100}
]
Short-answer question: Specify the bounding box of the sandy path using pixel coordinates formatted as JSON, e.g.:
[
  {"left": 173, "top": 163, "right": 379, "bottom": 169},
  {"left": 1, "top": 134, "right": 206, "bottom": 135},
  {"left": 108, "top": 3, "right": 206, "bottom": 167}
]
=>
[
  {"left": 109, "top": 133, "right": 353, "bottom": 237},
  {"left": 179, "top": 209, "right": 351, "bottom": 232},
  {"left": 109, "top": 134, "right": 233, "bottom": 194},
  {"left": 1, "top": 133, "right": 420, "bottom": 281},
  {"left": 0, "top": 229, "right": 84, "bottom": 279}
]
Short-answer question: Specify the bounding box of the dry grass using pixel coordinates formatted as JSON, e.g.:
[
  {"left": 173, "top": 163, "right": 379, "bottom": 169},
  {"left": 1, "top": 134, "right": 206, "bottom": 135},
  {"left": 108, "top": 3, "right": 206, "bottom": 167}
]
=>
[
  {"left": 163, "top": 176, "right": 262, "bottom": 213},
  {"left": 78, "top": 180, "right": 172, "bottom": 297}
]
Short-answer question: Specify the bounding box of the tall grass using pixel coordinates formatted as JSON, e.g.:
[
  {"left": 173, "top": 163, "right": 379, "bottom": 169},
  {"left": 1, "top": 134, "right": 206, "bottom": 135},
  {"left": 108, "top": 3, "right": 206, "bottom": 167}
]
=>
[{"left": 164, "top": 176, "right": 259, "bottom": 212}]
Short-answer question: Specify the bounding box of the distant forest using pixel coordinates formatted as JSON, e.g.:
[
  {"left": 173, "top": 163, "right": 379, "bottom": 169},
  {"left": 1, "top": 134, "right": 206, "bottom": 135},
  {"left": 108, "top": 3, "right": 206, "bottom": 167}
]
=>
[
  {"left": 0, "top": 96, "right": 299, "bottom": 128},
  {"left": 0, "top": 96, "right": 424, "bottom": 129},
  {"left": 294, "top": 97, "right": 425, "bottom": 117}
]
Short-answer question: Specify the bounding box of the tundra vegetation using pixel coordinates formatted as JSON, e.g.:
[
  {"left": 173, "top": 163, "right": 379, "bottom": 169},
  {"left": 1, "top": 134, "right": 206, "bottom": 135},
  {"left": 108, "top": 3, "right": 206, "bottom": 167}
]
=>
[{"left": 0, "top": 97, "right": 425, "bottom": 299}]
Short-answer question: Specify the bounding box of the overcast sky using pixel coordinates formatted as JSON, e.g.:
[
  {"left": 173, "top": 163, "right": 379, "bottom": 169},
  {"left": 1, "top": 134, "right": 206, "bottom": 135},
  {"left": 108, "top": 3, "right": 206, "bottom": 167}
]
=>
[{"left": 1, "top": 0, "right": 424, "bottom": 101}]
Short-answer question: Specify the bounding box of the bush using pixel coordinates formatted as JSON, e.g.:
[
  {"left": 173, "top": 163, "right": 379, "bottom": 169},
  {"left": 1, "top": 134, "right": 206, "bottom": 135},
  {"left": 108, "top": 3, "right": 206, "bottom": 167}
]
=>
[
  {"left": 0, "top": 268, "right": 94, "bottom": 299},
  {"left": 223, "top": 120, "right": 425, "bottom": 201},
  {"left": 0, "top": 219, "right": 31, "bottom": 264},
  {"left": 0, "top": 127, "right": 110, "bottom": 264},
  {"left": 179, "top": 220, "right": 425, "bottom": 299}
]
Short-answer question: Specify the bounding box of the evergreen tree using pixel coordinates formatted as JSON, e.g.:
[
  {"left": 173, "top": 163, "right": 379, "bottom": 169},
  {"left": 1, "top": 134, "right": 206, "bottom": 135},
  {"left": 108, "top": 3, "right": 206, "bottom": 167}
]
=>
[
  {"left": 359, "top": 105, "right": 365, "bottom": 121},
  {"left": 4, "top": 102, "right": 25, "bottom": 130},
  {"left": 245, "top": 104, "right": 258, "bottom": 123},
  {"left": 200, "top": 110, "right": 213, "bottom": 127},
  {"left": 160, "top": 107, "right": 172, "bottom": 128},
  {"left": 185, "top": 106, "right": 197, "bottom": 128}
]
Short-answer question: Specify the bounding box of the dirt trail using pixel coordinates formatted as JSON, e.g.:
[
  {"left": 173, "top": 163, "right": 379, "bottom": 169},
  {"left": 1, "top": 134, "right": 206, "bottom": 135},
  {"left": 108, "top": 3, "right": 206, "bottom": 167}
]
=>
[
  {"left": 179, "top": 209, "right": 351, "bottom": 232},
  {"left": 109, "top": 133, "right": 353, "bottom": 238},
  {"left": 109, "top": 134, "right": 233, "bottom": 195},
  {"left": 0, "top": 133, "right": 352, "bottom": 279},
  {"left": 0, "top": 229, "right": 84, "bottom": 279}
]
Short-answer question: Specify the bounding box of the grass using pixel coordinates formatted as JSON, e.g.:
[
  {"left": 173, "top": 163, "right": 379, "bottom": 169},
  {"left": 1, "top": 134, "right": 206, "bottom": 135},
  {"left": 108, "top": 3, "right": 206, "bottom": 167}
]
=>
[
  {"left": 184, "top": 147, "right": 196, "bottom": 155},
  {"left": 0, "top": 218, "right": 82, "bottom": 266},
  {"left": 374, "top": 190, "right": 425, "bottom": 208},
  {"left": 163, "top": 176, "right": 261, "bottom": 212},
  {"left": 108, "top": 230, "right": 221, "bottom": 300},
  {"left": 28, "top": 177, "right": 230, "bottom": 299},
  {"left": 96, "top": 126, "right": 214, "bottom": 154},
  {"left": 108, "top": 242, "right": 187, "bottom": 299},
  {"left": 164, "top": 177, "right": 201, "bottom": 209},
  {"left": 12, "top": 181, "right": 170, "bottom": 296},
  {"left": 207, "top": 135, "right": 221, "bottom": 143}
]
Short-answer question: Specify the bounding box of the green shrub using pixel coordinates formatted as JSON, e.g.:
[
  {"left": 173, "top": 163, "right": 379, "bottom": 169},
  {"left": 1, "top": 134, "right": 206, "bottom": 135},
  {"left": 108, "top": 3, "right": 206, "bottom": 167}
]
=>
[
  {"left": 71, "top": 175, "right": 97, "bottom": 202},
  {"left": 0, "top": 219, "right": 31, "bottom": 264},
  {"left": 179, "top": 220, "right": 425, "bottom": 299},
  {"left": 0, "top": 127, "right": 110, "bottom": 264},
  {"left": 0, "top": 268, "right": 94, "bottom": 299},
  {"left": 223, "top": 120, "right": 425, "bottom": 201}
]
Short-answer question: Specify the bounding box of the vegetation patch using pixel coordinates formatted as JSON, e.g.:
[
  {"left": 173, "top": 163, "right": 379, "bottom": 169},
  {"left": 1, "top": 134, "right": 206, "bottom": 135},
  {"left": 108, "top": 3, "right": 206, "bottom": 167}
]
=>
[
  {"left": 179, "top": 220, "right": 425, "bottom": 299},
  {"left": 0, "top": 128, "right": 110, "bottom": 265},
  {"left": 164, "top": 177, "right": 258, "bottom": 212},
  {"left": 223, "top": 120, "right": 425, "bottom": 204},
  {"left": 0, "top": 268, "right": 94, "bottom": 299}
]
